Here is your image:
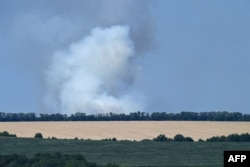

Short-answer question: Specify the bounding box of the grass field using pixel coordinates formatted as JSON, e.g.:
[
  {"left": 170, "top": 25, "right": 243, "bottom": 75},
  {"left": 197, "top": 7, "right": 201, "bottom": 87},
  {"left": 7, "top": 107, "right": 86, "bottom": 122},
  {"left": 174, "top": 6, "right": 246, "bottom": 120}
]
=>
[
  {"left": 0, "top": 121, "right": 250, "bottom": 141},
  {"left": 1, "top": 121, "right": 250, "bottom": 166},
  {"left": 1, "top": 137, "right": 250, "bottom": 167}
]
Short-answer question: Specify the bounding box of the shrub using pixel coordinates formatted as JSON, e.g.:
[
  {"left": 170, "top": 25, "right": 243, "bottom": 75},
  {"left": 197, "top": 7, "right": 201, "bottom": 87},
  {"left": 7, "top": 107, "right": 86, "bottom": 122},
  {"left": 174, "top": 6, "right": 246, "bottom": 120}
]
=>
[
  {"left": 34, "top": 133, "right": 43, "bottom": 139},
  {"left": 174, "top": 134, "right": 185, "bottom": 142},
  {"left": 52, "top": 136, "right": 57, "bottom": 139},
  {"left": 153, "top": 134, "right": 171, "bottom": 142},
  {"left": 0, "top": 131, "right": 16, "bottom": 137},
  {"left": 102, "top": 137, "right": 117, "bottom": 141},
  {"left": 239, "top": 133, "right": 250, "bottom": 141},
  {"left": 206, "top": 133, "right": 250, "bottom": 142},
  {"left": 198, "top": 138, "right": 205, "bottom": 142},
  {"left": 0, "top": 131, "right": 9, "bottom": 136},
  {"left": 185, "top": 137, "right": 194, "bottom": 142},
  {"left": 206, "top": 136, "right": 220, "bottom": 142}
]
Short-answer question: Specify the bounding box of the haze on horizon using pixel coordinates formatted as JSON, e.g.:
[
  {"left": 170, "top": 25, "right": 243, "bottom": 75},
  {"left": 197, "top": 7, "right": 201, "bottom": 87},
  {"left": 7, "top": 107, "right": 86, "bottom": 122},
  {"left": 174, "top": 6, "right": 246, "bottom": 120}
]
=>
[{"left": 1, "top": 0, "right": 250, "bottom": 114}]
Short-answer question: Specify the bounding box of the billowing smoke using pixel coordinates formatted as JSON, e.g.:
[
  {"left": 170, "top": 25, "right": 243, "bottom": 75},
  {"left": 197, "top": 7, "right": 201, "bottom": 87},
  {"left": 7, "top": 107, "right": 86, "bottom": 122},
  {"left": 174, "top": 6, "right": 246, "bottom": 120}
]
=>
[
  {"left": 46, "top": 25, "right": 143, "bottom": 114},
  {"left": 1, "top": 0, "right": 153, "bottom": 114}
]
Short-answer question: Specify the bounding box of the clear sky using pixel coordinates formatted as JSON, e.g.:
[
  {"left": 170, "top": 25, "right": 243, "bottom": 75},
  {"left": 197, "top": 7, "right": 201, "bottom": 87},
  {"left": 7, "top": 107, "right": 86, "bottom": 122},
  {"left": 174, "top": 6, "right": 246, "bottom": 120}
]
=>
[{"left": 1, "top": 0, "right": 250, "bottom": 114}]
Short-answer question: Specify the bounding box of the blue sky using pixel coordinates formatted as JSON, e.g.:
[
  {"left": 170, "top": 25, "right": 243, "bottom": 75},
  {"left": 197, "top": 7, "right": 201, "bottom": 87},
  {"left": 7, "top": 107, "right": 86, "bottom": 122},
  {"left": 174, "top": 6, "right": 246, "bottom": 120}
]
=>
[
  {"left": 1, "top": 0, "right": 250, "bottom": 114},
  {"left": 143, "top": 0, "right": 250, "bottom": 113}
]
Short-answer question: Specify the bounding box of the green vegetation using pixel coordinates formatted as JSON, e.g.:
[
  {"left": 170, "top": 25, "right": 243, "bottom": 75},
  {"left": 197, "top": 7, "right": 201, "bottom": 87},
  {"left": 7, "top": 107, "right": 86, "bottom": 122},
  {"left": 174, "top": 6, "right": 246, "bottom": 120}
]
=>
[
  {"left": 1, "top": 111, "right": 250, "bottom": 121},
  {"left": 206, "top": 133, "right": 250, "bottom": 142},
  {"left": 0, "top": 131, "right": 16, "bottom": 137},
  {"left": 1, "top": 137, "right": 250, "bottom": 167},
  {"left": 0, "top": 152, "right": 118, "bottom": 167},
  {"left": 153, "top": 134, "right": 172, "bottom": 142},
  {"left": 2, "top": 130, "right": 250, "bottom": 142},
  {"left": 1, "top": 131, "right": 250, "bottom": 166},
  {"left": 102, "top": 137, "right": 117, "bottom": 141},
  {"left": 152, "top": 133, "right": 250, "bottom": 142},
  {"left": 153, "top": 134, "right": 194, "bottom": 142},
  {"left": 34, "top": 132, "right": 43, "bottom": 139}
]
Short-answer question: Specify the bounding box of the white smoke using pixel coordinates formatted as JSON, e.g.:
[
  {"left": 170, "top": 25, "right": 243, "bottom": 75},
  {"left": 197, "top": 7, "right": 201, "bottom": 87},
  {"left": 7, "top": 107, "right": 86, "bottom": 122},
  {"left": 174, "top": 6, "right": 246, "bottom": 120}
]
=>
[{"left": 45, "top": 25, "right": 143, "bottom": 114}]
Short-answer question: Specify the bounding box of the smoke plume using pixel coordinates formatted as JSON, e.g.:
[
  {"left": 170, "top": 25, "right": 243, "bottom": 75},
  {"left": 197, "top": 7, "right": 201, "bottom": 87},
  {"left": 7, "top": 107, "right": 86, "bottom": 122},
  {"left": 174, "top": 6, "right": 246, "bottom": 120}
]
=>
[
  {"left": 1, "top": 0, "right": 153, "bottom": 114},
  {"left": 46, "top": 25, "right": 143, "bottom": 114}
]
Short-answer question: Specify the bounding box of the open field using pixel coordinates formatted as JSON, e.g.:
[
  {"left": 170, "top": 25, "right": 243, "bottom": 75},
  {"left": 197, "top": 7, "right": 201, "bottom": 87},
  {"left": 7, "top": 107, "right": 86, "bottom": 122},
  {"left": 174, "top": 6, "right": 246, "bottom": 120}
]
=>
[
  {"left": 0, "top": 121, "right": 250, "bottom": 140},
  {"left": 1, "top": 138, "right": 250, "bottom": 167}
]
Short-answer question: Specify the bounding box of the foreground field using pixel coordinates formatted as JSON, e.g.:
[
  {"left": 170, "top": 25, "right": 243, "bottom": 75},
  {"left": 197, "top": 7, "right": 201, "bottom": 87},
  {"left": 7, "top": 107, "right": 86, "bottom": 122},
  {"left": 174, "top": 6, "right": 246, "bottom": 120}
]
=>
[
  {"left": 1, "top": 138, "right": 250, "bottom": 167},
  {"left": 0, "top": 121, "right": 250, "bottom": 141}
]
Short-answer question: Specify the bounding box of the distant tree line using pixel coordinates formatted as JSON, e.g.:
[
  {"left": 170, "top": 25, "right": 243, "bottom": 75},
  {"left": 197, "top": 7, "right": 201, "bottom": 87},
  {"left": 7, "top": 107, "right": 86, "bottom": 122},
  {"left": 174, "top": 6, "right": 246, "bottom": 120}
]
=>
[
  {"left": 1, "top": 130, "right": 250, "bottom": 142},
  {"left": 152, "top": 133, "right": 250, "bottom": 142},
  {"left": 205, "top": 133, "right": 250, "bottom": 142},
  {"left": 152, "top": 134, "right": 194, "bottom": 142},
  {"left": 0, "top": 111, "right": 250, "bottom": 121},
  {"left": 0, "top": 152, "right": 119, "bottom": 167}
]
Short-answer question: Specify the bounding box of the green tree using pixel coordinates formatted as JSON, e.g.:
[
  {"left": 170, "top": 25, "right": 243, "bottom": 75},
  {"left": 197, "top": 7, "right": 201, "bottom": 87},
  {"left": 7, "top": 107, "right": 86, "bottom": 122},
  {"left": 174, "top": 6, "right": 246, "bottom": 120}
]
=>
[
  {"left": 0, "top": 131, "right": 16, "bottom": 137},
  {"left": 34, "top": 133, "right": 43, "bottom": 139},
  {"left": 174, "top": 134, "right": 185, "bottom": 142},
  {"left": 153, "top": 134, "right": 171, "bottom": 142},
  {"left": 185, "top": 137, "right": 194, "bottom": 142}
]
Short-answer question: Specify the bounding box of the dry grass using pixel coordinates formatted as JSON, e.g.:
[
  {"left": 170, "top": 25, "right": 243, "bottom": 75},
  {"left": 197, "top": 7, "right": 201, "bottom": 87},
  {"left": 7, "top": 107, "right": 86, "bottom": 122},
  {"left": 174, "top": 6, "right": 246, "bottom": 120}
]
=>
[{"left": 0, "top": 121, "right": 250, "bottom": 141}]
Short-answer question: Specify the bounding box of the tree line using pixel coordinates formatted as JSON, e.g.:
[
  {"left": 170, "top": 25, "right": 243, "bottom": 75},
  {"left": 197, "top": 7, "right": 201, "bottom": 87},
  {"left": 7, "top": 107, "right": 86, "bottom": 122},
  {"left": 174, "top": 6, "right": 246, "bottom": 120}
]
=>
[
  {"left": 152, "top": 133, "right": 250, "bottom": 142},
  {"left": 2, "top": 130, "right": 250, "bottom": 142},
  {"left": 152, "top": 134, "right": 194, "bottom": 142},
  {"left": 205, "top": 133, "right": 250, "bottom": 142},
  {"left": 0, "top": 111, "right": 250, "bottom": 121}
]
